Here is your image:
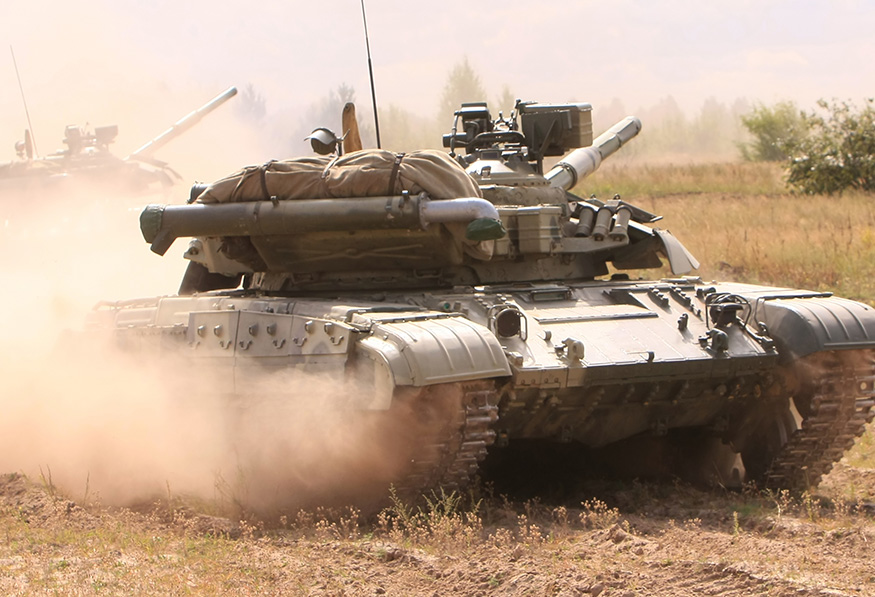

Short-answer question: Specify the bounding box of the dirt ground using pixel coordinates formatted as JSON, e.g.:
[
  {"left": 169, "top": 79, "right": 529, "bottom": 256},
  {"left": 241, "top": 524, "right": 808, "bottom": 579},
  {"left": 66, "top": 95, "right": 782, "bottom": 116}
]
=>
[{"left": 2, "top": 433, "right": 874, "bottom": 596}]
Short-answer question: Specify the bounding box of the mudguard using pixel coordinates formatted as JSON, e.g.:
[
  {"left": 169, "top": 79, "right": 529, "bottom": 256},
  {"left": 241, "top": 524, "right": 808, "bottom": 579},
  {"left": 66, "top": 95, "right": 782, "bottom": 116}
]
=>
[
  {"left": 354, "top": 314, "right": 511, "bottom": 409},
  {"left": 758, "top": 295, "right": 875, "bottom": 360}
]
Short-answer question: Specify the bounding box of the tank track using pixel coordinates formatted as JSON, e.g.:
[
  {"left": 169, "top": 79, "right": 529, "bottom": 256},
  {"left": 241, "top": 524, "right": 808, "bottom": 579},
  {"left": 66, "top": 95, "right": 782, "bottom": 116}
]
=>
[
  {"left": 764, "top": 350, "right": 875, "bottom": 491},
  {"left": 396, "top": 380, "right": 499, "bottom": 498}
]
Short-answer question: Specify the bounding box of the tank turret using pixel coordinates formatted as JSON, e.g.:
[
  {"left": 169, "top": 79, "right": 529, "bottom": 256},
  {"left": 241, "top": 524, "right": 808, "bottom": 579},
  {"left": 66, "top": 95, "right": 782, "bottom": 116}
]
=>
[
  {"left": 140, "top": 99, "right": 696, "bottom": 294},
  {"left": 0, "top": 86, "right": 237, "bottom": 194}
]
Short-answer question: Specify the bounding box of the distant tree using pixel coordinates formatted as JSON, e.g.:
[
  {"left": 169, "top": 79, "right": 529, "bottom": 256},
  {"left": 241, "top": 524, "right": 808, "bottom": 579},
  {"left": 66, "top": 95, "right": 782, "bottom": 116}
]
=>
[
  {"left": 783, "top": 98, "right": 875, "bottom": 194},
  {"left": 438, "top": 57, "right": 488, "bottom": 120},
  {"left": 307, "top": 83, "right": 357, "bottom": 133},
  {"left": 692, "top": 97, "right": 732, "bottom": 155},
  {"left": 738, "top": 101, "right": 807, "bottom": 162},
  {"left": 493, "top": 86, "right": 517, "bottom": 118},
  {"left": 378, "top": 104, "right": 440, "bottom": 151},
  {"left": 234, "top": 83, "right": 267, "bottom": 124},
  {"left": 729, "top": 97, "right": 753, "bottom": 144},
  {"left": 729, "top": 98, "right": 752, "bottom": 123},
  {"left": 633, "top": 95, "right": 690, "bottom": 158},
  {"left": 593, "top": 97, "right": 627, "bottom": 133},
  {"left": 290, "top": 84, "right": 362, "bottom": 153}
]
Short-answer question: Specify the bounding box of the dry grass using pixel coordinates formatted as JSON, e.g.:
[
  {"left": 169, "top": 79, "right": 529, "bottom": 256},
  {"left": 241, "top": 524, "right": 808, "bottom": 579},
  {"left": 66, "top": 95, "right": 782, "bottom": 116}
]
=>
[
  {"left": 3, "top": 469, "right": 875, "bottom": 595},
  {"left": 648, "top": 191, "right": 875, "bottom": 305},
  {"left": 844, "top": 422, "right": 875, "bottom": 470},
  {"left": 581, "top": 161, "right": 875, "bottom": 306},
  {"left": 579, "top": 161, "right": 788, "bottom": 198}
]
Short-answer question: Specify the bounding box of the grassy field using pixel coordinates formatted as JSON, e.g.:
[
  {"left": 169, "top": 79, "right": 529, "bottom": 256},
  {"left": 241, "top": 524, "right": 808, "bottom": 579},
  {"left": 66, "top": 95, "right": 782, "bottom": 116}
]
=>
[
  {"left": 582, "top": 161, "right": 789, "bottom": 198},
  {"left": 581, "top": 161, "right": 875, "bottom": 305}
]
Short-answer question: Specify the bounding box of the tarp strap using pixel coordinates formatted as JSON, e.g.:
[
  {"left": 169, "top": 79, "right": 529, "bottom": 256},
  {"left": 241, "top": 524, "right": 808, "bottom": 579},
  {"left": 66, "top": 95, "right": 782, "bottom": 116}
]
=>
[
  {"left": 387, "top": 152, "right": 405, "bottom": 195},
  {"left": 259, "top": 160, "right": 276, "bottom": 201},
  {"left": 321, "top": 155, "right": 341, "bottom": 180}
]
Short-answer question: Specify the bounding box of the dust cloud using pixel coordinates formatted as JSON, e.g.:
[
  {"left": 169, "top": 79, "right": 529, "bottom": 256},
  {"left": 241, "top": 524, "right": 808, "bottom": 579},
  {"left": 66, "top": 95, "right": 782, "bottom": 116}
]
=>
[
  {"left": 0, "top": 4, "right": 432, "bottom": 517},
  {"left": 0, "top": 179, "right": 425, "bottom": 518}
]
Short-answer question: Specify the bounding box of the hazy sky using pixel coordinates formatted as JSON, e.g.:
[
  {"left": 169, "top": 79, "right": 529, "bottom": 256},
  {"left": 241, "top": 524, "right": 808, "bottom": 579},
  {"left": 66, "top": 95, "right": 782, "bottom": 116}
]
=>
[{"left": 2, "top": 0, "right": 873, "bottom": 169}]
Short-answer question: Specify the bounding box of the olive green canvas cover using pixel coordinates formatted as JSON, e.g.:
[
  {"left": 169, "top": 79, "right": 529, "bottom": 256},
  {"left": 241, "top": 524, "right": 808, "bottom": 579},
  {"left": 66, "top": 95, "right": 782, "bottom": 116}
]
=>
[{"left": 195, "top": 149, "right": 481, "bottom": 204}]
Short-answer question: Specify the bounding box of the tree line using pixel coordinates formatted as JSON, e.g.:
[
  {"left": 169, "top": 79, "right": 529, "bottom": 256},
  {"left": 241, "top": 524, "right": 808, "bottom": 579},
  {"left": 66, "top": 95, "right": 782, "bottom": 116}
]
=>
[{"left": 234, "top": 58, "right": 874, "bottom": 195}]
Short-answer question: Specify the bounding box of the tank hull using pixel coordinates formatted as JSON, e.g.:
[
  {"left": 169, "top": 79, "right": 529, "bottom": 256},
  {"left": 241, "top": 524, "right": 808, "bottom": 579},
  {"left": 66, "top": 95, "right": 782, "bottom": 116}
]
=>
[{"left": 88, "top": 276, "right": 875, "bottom": 493}]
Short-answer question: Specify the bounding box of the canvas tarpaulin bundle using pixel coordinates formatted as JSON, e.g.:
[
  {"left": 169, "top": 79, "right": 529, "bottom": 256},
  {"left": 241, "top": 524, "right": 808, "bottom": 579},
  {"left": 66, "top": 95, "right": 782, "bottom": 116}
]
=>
[{"left": 194, "top": 149, "right": 481, "bottom": 204}]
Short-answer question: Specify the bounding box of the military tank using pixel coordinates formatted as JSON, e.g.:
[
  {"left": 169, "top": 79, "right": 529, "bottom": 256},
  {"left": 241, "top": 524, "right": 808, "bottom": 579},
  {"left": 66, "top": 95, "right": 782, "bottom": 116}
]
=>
[
  {"left": 0, "top": 86, "right": 237, "bottom": 195},
  {"left": 87, "top": 99, "right": 875, "bottom": 503}
]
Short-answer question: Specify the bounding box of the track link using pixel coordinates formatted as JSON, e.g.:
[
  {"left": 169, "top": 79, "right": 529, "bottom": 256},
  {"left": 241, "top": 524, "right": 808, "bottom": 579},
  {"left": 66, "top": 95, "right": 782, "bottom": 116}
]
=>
[
  {"left": 396, "top": 380, "right": 499, "bottom": 498},
  {"left": 764, "top": 350, "right": 875, "bottom": 491}
]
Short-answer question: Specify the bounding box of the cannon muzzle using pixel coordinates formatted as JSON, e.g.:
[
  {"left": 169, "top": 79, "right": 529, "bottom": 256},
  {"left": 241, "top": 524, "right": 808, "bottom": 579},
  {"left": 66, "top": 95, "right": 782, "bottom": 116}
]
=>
[
  {"left": 126, "top": 86, "right": 238, "bottom": 160},
  {"left": 544, "top": 116, "right": 641, "bottom": 191}
]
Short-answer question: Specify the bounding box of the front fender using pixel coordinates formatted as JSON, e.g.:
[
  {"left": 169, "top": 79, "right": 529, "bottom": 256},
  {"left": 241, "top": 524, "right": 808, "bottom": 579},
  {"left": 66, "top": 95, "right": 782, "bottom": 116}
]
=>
[
  {"left": 355, "top": 314, "right": 511, "bottom": 409},
  {"left": 759, "top": 295, "right": 875, "bottom": 361}
]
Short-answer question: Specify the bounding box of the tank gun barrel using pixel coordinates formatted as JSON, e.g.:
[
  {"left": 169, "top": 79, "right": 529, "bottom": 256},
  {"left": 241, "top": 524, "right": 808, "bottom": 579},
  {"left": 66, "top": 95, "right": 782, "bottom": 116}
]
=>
[
  {"left": 126, "top": 86, "right": 238, "bottom": 160},
  {"left": 545, "top": 116, "right": 641, "bottom": 191},
  {"left": 140, "top": 194, "right": 502, "bottom": 256}
]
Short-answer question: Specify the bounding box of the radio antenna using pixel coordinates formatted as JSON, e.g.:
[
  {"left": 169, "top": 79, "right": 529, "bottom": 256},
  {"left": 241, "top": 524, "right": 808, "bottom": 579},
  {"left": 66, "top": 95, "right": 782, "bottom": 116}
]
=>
[
  {"left": 360, "top": 0, "right": 381, "bottom": 149},
  {"left": 10, "top": 46, "right": 39, "bottom": 157}
]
